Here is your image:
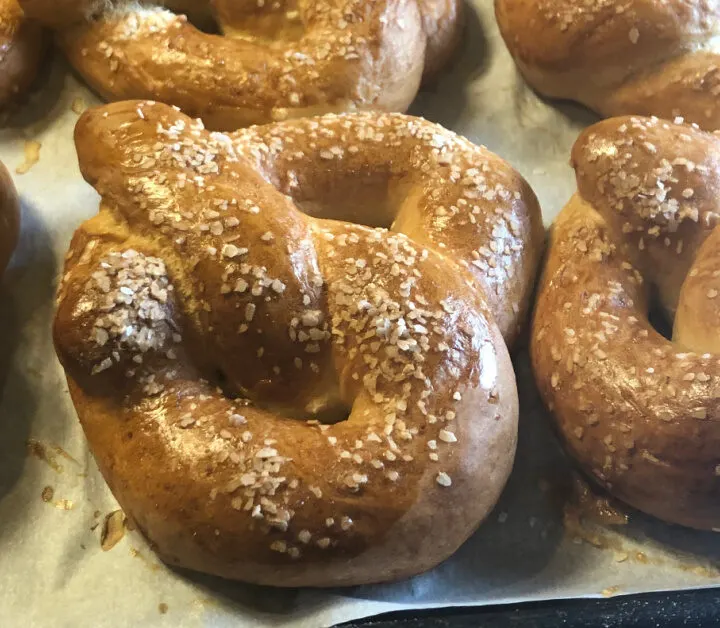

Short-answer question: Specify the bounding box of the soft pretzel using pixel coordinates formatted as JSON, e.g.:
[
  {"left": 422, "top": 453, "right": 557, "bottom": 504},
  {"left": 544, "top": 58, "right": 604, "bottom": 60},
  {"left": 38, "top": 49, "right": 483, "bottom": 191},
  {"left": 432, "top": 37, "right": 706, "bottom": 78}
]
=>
[
  {"left": 0, "top": 160, "right": 19, "bottom": 273},
  {"left": 532, "top": 115, "right": 720, "bottom": 530},
  {"left": 495, "top": 0, "right": 720, "bottom": 130},
  {"left": 53, "top": 100, "right": 543, "bottom": 586},
  {"left": 0, "top": 0, "right": 44, "bottom": 106},
  {"left": 21, "top": 0, "right": 462, "bottom": 130}
]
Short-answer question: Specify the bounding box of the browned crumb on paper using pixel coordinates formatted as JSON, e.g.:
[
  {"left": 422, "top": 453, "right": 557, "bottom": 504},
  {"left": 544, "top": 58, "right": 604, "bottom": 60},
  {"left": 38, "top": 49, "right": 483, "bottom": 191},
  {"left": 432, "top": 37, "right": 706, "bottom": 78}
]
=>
[
  {"left": 158, "top": 603, "right": 168, "bottom": 615},
  {"left": 54, "top": 499, "right": 74, "bottom": 510},
  {"left": 27, "top": 439, "right": 63, "bottom": 473},
  {"left": 562, "top": 475, "right": 630, "bottom": 550},
  {"left": 15, "top": 140, "right": 41, "bottom": 175},
  {"left": 41, "top": 486, "right": 54, "bottom": 502},
  {"left": 27, "top": 440, "right": 82, "bottom": 475},
  {"left": 130, "top": 547, "right": 161, "bottom": 572},
  {"left": 101, "top": 510, "right": 127, "bottom": 551},
  {"left": 71, "top": 97, "right": 86, "bottom": 114},
  {"left": 681, "top": 564, "right": 720, "bottom": 578},
  {"left": 51, "top": 444, "right": 80, "bottom": 466},
  {"left": 566, "top": 475, "right": 629, "bottom": 528},
  {"left": 602, "top": 586, "right": 621, "bottom": 597}
]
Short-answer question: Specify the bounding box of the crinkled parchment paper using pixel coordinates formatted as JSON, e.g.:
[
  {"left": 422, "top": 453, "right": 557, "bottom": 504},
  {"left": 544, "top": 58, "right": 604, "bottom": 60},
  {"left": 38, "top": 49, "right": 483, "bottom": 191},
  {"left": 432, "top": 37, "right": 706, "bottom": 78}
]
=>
[{"left": 2, "top": 2, "right": 720, "bottom": 626}]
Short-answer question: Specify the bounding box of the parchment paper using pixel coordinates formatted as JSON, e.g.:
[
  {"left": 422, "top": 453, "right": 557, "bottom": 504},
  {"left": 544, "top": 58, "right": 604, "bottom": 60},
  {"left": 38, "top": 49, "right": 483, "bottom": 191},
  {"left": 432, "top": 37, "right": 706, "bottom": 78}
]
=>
[{"left": 2, "top": 2, "right": 720, "bottom": 626}]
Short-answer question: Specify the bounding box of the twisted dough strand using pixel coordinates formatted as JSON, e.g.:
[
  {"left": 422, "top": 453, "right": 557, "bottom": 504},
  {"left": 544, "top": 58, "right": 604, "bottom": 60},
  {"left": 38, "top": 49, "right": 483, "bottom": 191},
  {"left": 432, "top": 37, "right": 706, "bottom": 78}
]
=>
[
  {"left": 496, "top": 0, "right": 720, "bottom": 129},
  {"left": 533, "top": 116, "right": 720, "bottom": 529},
  {"left": 54, "top": 101, "right": 543, "bottom": 585},
  {"left": 21, "top": 0, "right": 462, "bottom": 128}
]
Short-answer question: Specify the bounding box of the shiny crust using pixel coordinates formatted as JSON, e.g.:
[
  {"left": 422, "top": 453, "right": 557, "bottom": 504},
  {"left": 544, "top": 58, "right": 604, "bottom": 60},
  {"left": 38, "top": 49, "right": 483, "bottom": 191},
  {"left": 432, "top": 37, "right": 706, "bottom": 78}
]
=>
[
  {"left": 495, "top": 0, "right": 720, "bottom": 130},
  {"left": 0, "top": 0, "right": 45, "bottom": 106},
  {"left": 532, "top": 116, "right": 720, "bottom": 529},
  {"left": 21, "top": 0, "right": 462, "bottom": 130},
  {"left": 0, "top": 159, "right": 19, "bottom": 273},
  {"left": 54, "top": 100, "right": 543, "bottom": 586},
  {"left": 418, "top": 0, "right": 464, "bottom": 80}
]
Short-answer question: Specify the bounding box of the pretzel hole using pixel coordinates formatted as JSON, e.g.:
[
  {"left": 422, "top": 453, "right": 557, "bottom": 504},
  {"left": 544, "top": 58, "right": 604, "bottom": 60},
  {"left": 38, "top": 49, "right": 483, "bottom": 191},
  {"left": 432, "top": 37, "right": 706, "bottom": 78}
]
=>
[
  {"left": 167, "top": 1, "right": 305, "bottom": 42},
  {"left": 213, "top": 368, "right": 351, "bottom": 425},
  {"left": 213, "top": 367, "right": 231, "bottom": 391},
  {"left": 220, "top": 11, "right": 305, "bottom": 44},
  {"left": 289, "top": 171, "right": 408, "bottom": 229},
  {"left": 647, "top": 290, "right": 673, "bottom": 341},
  {"left": 304, "top": 400, "right": 351, "bottom": 425},
  {"left": 212, "top": 368, "right": 249, "bottom": 402}
]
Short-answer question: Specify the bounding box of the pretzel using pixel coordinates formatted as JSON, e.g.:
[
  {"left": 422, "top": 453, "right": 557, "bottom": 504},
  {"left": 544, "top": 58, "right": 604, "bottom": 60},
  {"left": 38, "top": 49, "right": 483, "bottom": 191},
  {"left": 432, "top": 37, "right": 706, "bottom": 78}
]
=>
[
  {"left": 53, "top": 100, "right": 543, "bottom": 586},
  {"left": 0, "top": 160, "right": 19, "bottom": 273},
  {"left": 495, "top": 0, "right": 720, "bottom": 130},
  {"left": 21, "top": 0, "right": 462, "bottom": 130},
  {"left": 0, "top": 0, "right": 44, "bottom": 106},
  {"left": 532, "top": 115, "right": 720, "bottom": 530}
]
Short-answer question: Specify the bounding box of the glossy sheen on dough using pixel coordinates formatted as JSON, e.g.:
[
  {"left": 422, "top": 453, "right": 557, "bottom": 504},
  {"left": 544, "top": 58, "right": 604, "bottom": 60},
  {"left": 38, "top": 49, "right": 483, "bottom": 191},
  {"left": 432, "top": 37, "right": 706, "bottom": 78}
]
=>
[
  {"left": 0, "top": 0, "right": 44, "bottom": 106},
  {"left": 21, "top": 0, "right": 463, "bottom": 130},
  {"left": 0, "top": 159, "right": 19, "bottom": 272},
  {"left": 532, "top": 115, "right": 720, "bottom": 530},
  {"left": 54, "top": 100, "right": 543, "bottom": 586},
  {"left": 496, "top": 0, "right": 720, "bottom": 130}
]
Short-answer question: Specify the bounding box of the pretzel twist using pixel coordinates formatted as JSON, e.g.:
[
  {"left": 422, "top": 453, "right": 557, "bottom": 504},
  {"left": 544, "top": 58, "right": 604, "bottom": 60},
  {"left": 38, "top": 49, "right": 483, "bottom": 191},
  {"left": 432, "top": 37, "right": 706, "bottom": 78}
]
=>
[
  {"left": 496, "top": 0, "right": 720, "bottom": 130},
  {"left": 21, "top": 0, "right": 462, "bottom": 130},
  {"left": 532, "top": 116, "right": 720, "bottom": 529},
  {"left": 53, "top": 101, "right": 542, "bottom": 586}
]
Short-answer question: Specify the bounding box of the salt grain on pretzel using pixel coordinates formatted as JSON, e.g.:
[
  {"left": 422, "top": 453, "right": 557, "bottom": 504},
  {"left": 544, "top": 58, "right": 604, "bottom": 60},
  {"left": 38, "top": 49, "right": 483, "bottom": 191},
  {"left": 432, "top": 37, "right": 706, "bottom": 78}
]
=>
[
  {"left": 22, "top": 0, "right": 463, "bottom": 130},
  {"left": 54, "top": 100, "right": 543, "bottom": 586},
  {"left": 533, "top": 115, "right": 720, "bottom": 530}
]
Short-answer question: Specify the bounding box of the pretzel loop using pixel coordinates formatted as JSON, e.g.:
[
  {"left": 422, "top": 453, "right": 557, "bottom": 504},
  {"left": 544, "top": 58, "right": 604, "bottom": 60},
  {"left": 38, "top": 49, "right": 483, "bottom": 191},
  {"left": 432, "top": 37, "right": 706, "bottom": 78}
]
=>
[
  {"left": 21, "top": 0, "right": 463, "bottom": 129},
  {"left": 533, "top": 116, "right": 720, "bottom": 530},
  {"left": 54, "top": 101, "right": 542, "bottom": 585},
  {"left": 496, "top": 0, "right": 720, "bottom": 129}
]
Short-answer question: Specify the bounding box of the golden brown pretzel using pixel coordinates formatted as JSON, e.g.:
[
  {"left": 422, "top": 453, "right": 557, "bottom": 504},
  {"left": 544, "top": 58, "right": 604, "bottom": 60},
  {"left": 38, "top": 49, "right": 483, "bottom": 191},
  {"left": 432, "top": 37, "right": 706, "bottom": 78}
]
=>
[
  {"left": 495, "top": 0, "right": 720, "bottom": 130},
  {"left": 53, "top": 100, "right": 543, "bottom": 586},
  {"left": 21, "top": 0, "right": 462, "bottom": 130},
  {"left": 417, "top": 0, "right": 464, "bottom": 80},
  {"left": 0, "top": 0, "right": 44, "bottom": 106},
  {"left": 0, "top": 160, "right": 19, "bottom": 273},
  {"left": 532, "top": 115, "right": 720, "bottom": 530}
]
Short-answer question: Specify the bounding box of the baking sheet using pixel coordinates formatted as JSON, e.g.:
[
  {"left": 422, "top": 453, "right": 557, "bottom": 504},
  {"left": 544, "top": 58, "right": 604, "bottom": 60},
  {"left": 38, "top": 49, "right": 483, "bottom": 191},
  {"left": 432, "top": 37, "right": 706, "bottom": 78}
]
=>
[{"left": 2, "top": 1, "right": 720, "bottom": 626}]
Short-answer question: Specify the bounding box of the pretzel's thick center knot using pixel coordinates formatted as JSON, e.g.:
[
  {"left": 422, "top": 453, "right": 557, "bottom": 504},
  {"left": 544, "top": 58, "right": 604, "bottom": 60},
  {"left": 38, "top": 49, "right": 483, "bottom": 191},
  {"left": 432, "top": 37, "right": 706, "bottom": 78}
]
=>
[{"left": 57, "top": 101, "right": 543, "bottom": 427}]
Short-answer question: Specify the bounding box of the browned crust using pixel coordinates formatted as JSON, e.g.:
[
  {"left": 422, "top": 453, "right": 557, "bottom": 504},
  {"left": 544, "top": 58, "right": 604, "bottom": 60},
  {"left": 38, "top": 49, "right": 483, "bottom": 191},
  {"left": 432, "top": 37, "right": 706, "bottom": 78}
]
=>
[
  {"left": 0, "top": 158, "right": 18, "bottom": 273},
  {"left": 418, "top": 0, "right": 464, "bottom": 81},
  {"left": 495, "top": 0, "right": 720, "bottom": 129},
  {"left": 532, "top": 115, "right": 720, "bottom": 530},
  {"left": 0, "top": 0, "right": 45, "bottom": 106},
  {"left": 53, "top": 100, "right": 543, "bottom": 586},
  {"left": 21, "top": 0, "right": 462, "bottom": 129}
]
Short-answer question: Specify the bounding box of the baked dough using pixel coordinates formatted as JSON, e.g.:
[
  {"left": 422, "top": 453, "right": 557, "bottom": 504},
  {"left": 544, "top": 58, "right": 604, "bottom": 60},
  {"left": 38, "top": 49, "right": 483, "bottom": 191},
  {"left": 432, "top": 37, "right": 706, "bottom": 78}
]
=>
[
  {"left": 54, "top": 100, "right": 543, "bottom": 586},
  {"left": 22, "top": 0, "right": 463, "bottom": 129},
  {"left": 533, "top": 115, "right": 720, "bottom": 529}
]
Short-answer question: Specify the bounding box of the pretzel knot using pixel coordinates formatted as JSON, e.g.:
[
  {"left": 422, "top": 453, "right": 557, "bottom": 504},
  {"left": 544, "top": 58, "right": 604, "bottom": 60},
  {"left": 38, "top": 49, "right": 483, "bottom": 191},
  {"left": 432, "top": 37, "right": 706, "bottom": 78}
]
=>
[
  {"left": 53, "top": 101, "right": 542, "bottom": 586},
  {"left": 496, "top": 0, "right": 720, "bottom": 130},
  {"left": 21, "top": 0, "right": 462, "bottom": 130},
  {"left": 533, "top": 116, "right": 720, "bottom": 530}
]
